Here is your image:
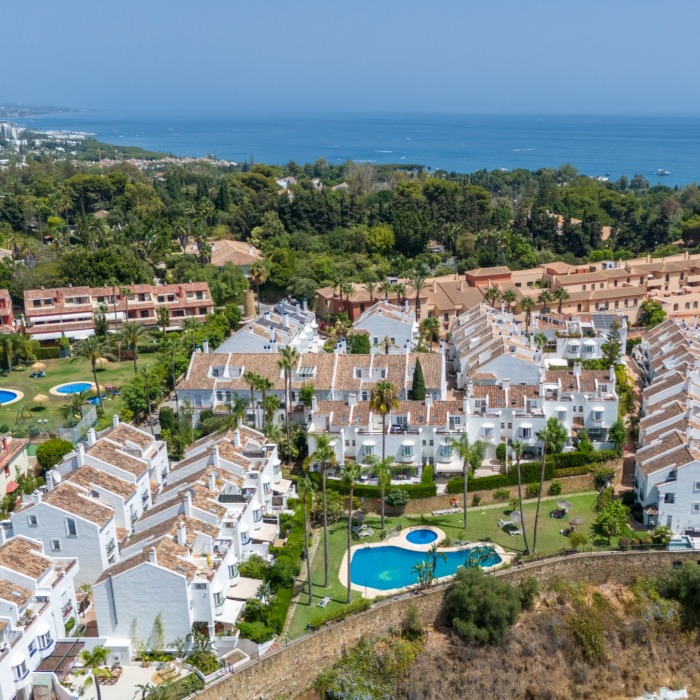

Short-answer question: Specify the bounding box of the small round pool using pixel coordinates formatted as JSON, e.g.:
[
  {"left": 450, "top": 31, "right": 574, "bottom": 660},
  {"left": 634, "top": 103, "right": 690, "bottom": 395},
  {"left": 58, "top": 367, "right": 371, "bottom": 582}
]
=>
[
  {"left": 0, "top": 389, "right": 20, "bottom": 405},
  {"left": 55, "top": 382, "right": 93, "bottom": 395},
  {"left": 406, "top": 529, "right": 438, "bottom": 545}
]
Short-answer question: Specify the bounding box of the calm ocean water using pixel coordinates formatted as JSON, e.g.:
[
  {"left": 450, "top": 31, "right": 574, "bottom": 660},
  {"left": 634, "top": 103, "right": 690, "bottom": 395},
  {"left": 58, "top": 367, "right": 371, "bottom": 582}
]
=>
[{"left": 16, "top": 110, "right": 700, "bottom": 186}]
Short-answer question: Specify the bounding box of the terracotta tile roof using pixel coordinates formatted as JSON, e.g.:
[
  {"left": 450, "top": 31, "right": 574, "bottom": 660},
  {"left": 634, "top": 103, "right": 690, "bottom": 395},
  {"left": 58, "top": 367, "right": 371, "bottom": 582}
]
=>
[
  {"left": 643, "top": 373, "right": 687, "bottom": 399},
  {"left": 125, "top": 514, "right": 219, "bottom": 550},
  {"left": 0, "top": 437, "right": 27, "bottom": 472},
  {"left": 639, "top": 400, "right": 686, "bottom": 428},
  {"left": 87, "top": 438, "right": 148, "bottom": 477},
  {"left": 42, "top": 482, "right": 114, "bottom": 527},
  {"left": 0, "top": 536, "right": 52, "bottom": 580},
  {"left": 428, "top": 401, "right": 465, "bottom": 426},
  {"left": 466, "top": 266, "right": 511, "bottom": 277},
  {"left": 636, "top": 444, "right": 698, "bottom": 477},
  {"left": 0, "top": 577, "right": 32, "bottom": 607},
  {"left": 107, "top": 423, "right": 155, "bottom": 452},
  {"left": 636, "top": 431, "right": 687, "bottom": 464},
  {"left": 63, "top": 465, "right": 136, "bottom": 500},
  {"left": 208, "top": 239, "right": 263, "bottom": 267},
  {"left": 544, "top": 369, "right": 612, "bottom": 393},
  {"left": 645, "top": 419, "right": 689, "bottom": 442},
  {"left": 316, "top": 401, "right": 352, "bottom": 426}
]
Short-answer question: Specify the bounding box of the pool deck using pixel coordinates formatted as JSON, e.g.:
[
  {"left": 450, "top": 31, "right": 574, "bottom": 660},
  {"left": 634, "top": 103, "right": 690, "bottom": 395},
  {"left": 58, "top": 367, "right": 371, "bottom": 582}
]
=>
[
  {"left": 340, "top": 526, "right": 512, "bottom": 598},
  {"left": 49, "top": 381, "right": 99, "bottom": 397}
]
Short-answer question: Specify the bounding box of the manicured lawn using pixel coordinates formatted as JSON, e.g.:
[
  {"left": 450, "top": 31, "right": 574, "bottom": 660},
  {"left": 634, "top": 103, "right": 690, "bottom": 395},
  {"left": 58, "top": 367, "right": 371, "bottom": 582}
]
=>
[
  {"left": 0, "top": 355, "right": 160, "bottom": 432},
  {"left": 287, "top": 492, "right": 603, "bottom": 639}
]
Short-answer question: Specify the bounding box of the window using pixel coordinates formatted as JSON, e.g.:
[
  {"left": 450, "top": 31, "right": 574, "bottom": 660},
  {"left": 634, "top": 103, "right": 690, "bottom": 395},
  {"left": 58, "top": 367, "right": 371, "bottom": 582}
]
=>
[
  {"left": 193, "top": 583, "right": 207, "bottom": 590},
  {"left": 37, "top": 630, "right": 52, "bottom": 650},
  {"left": 664, "top": 493, "right": 675, "bottom": 504},
  {"left": 444, "top": 313, "right": 449, "bottom": 321},
  {"left": 439, "top": 443, "right": 452, "bottom": 457},
  {"left": 582, "top": 284, "right": 587, "bottom": 291},
  {"left": 65, "top": 518, "right": 77, "bottom": 536},
  {"left": 51, "top": 538, "right": 61, "bottom": 552},
  {"left": 253, "top": 508, "right": 262, "bottom": 523},
  {"left": 12, "top": 660, "right": 28, "bottom": 681},
  {"left": 694, "top": 481, "right": 700, "bottom": 492},
  {"left": 693, "top": 503, "right": 700, "bottom": 513},
  {"left": 214, "top": 591, "right": 224, "bottom": 607},
  {"left": 401, "top": 444, "right": 414, "bottom": 457},
  {"left": 29, "top": 639, "right": 37, "bottom": 657},
  {"left": 521, "top": 427, "right": 532, "bottom": 439},
  {"left": 429, "top": 439, "right": 434, "bottom": 446},
  {"left": 228, "top": 563, "right": 239, "bottom": 578},
  {"left": 557, "top": 411, "right": 566, "bottom": 421},
  {"left": 28, "top": 514, "right": 38, "bottom": 527},
  {"left": 363, "top": 444, "right": 374, "bottom": 457},
  {"left": 298, "top": 366, "right": 316, "bottom": 379},
  {"left": 593, "top": 410, "right": 603, "bottom": 422},
  {"left": 483, "top": 426, "right": 494, "bottom": 438}
]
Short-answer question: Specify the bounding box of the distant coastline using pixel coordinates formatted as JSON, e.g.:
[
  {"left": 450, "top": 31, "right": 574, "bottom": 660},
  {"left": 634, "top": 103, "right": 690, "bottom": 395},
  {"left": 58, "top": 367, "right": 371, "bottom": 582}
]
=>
[{"left": 10, "top": 110, "right": 700, "bottom": 186}]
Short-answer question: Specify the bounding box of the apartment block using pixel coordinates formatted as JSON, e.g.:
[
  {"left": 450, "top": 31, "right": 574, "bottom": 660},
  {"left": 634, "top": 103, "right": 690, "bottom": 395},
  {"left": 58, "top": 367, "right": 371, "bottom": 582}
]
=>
[
  {"left": 23, "top": 282, "right": 214, "bottom": 342},
  {"left": 0, "top": 289, "right": 14, "bottom": 332}
]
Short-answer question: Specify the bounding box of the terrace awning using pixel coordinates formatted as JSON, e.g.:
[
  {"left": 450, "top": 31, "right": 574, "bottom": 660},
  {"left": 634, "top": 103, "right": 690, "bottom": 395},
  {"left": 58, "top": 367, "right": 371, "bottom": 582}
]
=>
[
  {"left": 272, "top": 478, "right": 293, "bottom": 494},
  {"left": 5, "top": 481, "right": 18, "bottom": 494}
]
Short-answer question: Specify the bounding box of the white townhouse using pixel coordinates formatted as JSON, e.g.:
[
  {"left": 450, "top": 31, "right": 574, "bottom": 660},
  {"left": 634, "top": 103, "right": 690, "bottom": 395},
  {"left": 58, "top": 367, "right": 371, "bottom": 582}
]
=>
[
  {"left": 177, "top": 350, "right": 446, "bottom": 423},
  {"left": 307, "top": 366, "right": 619, "bottom": 471},
  {"left": 214, "top": 300, "right": 321, "bottom": 355},
  {"left": 351, "top": 301, "right": 420, "bottom": 354},
  {"left": 0, "top": 436, "right": 29, "bottom": 499},
  {"left": 638, "top": 400, "right": 690, "bottom": 447},
  {"left": 10, "top": 484, "right": 118, "bottom": 587},
  {"left": 92, "top": 425, "right": 285, "bottom": 648},
  {"left": 0, "top": 536, "right": 79, "bottom": 700}
]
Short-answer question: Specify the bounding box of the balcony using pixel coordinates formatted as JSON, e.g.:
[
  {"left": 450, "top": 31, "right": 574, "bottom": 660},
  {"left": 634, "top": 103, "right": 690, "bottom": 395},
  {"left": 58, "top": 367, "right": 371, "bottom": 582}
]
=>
[
  {"left": 61, "top": 602, "right": 73, "bottom": 619},
  {"left": 106, "top": 540, "right": 116, "bottom": 556}
]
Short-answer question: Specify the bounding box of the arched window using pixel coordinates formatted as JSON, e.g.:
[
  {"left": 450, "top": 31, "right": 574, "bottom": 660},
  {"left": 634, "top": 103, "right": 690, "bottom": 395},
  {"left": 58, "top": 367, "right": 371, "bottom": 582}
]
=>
[{"left": 673, "top": 303, "right": 679, "bottom": 311}]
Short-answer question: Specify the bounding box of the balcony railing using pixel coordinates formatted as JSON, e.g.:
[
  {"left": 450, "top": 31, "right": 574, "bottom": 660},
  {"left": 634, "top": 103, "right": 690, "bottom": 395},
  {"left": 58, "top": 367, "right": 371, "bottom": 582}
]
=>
[{"left": 61, "top": 602, "right": 73, "bottom": 619}]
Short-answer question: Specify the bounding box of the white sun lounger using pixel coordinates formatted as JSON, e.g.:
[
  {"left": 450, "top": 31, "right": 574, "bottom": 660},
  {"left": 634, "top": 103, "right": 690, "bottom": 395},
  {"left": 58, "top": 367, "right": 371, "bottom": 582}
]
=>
[
  {"left": 317, "top": 596, "right": 331, "bottom": 607},
  {"left": 508, "top": 528, "right": 523, "bottom": 536},
  {"left": 357, "top": 528, "right": 374, "bottom": 538},
  {"left": 497, "top": 519, "right": 515, "bottom": 529},
  {"left": 352, "top": 524, "right": 367, "bottom": 534}
]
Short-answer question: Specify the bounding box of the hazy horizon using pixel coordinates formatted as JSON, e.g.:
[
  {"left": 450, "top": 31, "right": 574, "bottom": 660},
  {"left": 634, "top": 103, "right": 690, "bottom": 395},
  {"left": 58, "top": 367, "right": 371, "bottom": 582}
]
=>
[{"left": 3, "top": 1, "right": 700, "bottom": 115}]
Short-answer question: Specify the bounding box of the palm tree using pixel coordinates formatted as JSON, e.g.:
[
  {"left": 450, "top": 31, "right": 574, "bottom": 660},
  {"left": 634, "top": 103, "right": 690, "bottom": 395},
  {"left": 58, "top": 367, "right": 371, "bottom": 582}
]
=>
[
  {"left": 159, "top": 335, "right": 182, "bottom": 416},
  {"left": 78, "top": 645, "right": 111, "bottom": 700},
  {"left": 362, "top": 279, "right": 378, "bottom": 306},
  {"left": 140, "top": 365, "right": 157, "bottom": 434},
  {"left": 369, "top": 381, "right": 400, "bottom": 460},
  {"left": 446, "top": 432, "right": 473, "bottom": 530},
  {"left": 420, "top": 316, "right": 441, "bottom": 351},
  {"left": 533, "top": 332, "right": 548, "bottom": 352},
  {"left": 134, "top": 683, "right": 156, "bottom": 700},
  {"left": 483, "top": 285, "right": 501, "bottom": 308},
  {"left": 306, "top": 433, "right": 336, "bottom": 588},
  {"left": 156, "top": 306, "right": 170, "bottom": 335},
  {"left": 537, "top": 289, "right": 553, "bottom": 314},
  {"left": 411, "top": 273, "right": 427, "bottom": 318},
  {"left": 257, "top": 376, "right": 274, "bottom": 430},
  {"left": 243, "top": 371, "right": 262, "bottom": 429},
  {"left": 0, "top": 333, "right": 13, "bottom": 372},
  {"left": 532, "top": 426, "right": 552, "bottom": 555},
  {"left": 511, "top": 441, "right": 531, "bottom": 555},
  {"left": 426, "top": 543, "right": 447, "bottom": 585},
  {"left": 502, "top": 288, "right": 518, "bottom": 313},
  {"left": 520, "top": 297, "right": 535, "bottom": 336},
  {"left": 378, "top": 280, "right": 393, "bottom": 302},
  {"left": 366, "top": 456, "right": 393, "bottom": 530},
  {"left": 249, "top": 262, "right": 268, "bottom": 315},
  {"left": 278, "top": 346, "right": 299, "bottom": 464},
  {"left": 381, "top": 335, "right": 396, "bottom": 355},
  {"left": 182, "top": 317, "right": 200, "bottom": 354},
  {"left": 340, "top": 281, "right": 354, "bottom": 313},
  {"left": 297, "top": 475, "right": 316, "bottom": 606},
  {"left": 394, "top": 282, "right": 406, "bottom": 307},
  {"left": 119, "top": 322, "right": 150, "bottom": 373},
  {"left": 552, "top": 286, "right": 570, "bottom": 314},
  {"left": 71, "top": 337, "right": 115, "bottom": 410},
  {"left": 343, "top": 462, "right": 362, "bottom": 603}
]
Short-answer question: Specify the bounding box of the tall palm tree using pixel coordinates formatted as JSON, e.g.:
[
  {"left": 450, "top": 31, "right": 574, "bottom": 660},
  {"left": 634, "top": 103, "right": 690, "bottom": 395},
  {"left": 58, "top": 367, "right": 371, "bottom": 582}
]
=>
[
  {"left": 483, "top": 285, "right": 501, "bottom": 308},
  {"left": 140, "top": 365, "right": 157, "bottom": 434},
  {"left": 249, "top": 262, "right": 268, "bottom": 315},
  {"left": 257, "top": 376, "right": 274, "bottom": 430},
  {"left": 394, "top": 282, "right": 406, "bottom": 308},
  {"left": 159, "top": 335, "right": 182, "bottom": 416},
  {"left": 378, "top": 280, "right": 393, "bottom": 302},
  {"left": 537, "top": 289, "right": 554, "bottom": 314},
  {"left": 502, "top": 288, "right": 518, "bottom": 313},
  {"left": 340, "top": 281, "right": 354, "bottom": 314},
  {"left": 533, "top": 332, "right": 548, "bottom": 352},
  {"left": 242, "top": 371, "right": 262, "bottom": 429},
  {"left": 306, "top": 433, "right": 336, "bottom": 588},
  {"left": 511, "top": 441, "right": 531, "bottom": 555},
  {"left": 369, "top": 381, "right": 400, "bottom": 460},
  {"left": 71, "top": 337, "right": 115, "bottom": 410},
  {"left": 343, "top": 462, "right": 362, "bottom": 603},
  {"left": 411, "top": 272, "right": 427, "bottom": 318},
  {"left": 532, "top": 426, "right": 552, "bottom": 555},
  {"left": 119, "top": 322, "right": 150, "bottom": 373},
  {"left": 78, "top": 645, "right": 111, "bottom": 700},
  {"left": 156, "top": 306, "right": 170, "bottom": 336},
  {"left": 366, "top": 456, "right": 393, "bottom": 530},
  {"left": 297, "top": 475, "right": 316, "bottom": 606},
  {"left": 552, "top": 286, "right": 570, "bottom": 314},
  {"left": 420, "top": 316, "right": 441, "bottom": 351},
  {"left": 278, "top": 346, "right": 299, "bottom": 465},
  {"left": 362, "top": 279, "right": 378, "bottom": 306},
  {"left": 182, "top": 317, "right": 201, "bottom": 354},
  {"left": 520, "top": 297, "right": 535, "bottom": 336},
  {"left": 446, "top": 432, "right": 473, "bottom": 530}
]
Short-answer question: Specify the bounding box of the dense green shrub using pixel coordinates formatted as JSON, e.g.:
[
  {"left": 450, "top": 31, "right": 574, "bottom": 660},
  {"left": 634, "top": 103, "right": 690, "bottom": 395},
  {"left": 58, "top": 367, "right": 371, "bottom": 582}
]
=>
[
  {"left": 552, "top": 465, "right": 591, "bottom": 478},
  {"left": 548, "top": 481, "right": 562, "bottom": 496},
  {"left": 386, "top": 488, "right": 410, "bottom": 506},
  {"left": 567, "top": 611, "right": 606, "bottom": 663},
  {"left": 471, "top": 494, "right": 482, "bottom": 507},
  {"left": 593, "top": 466, "right": 616, "bottom": 489},
  {"left": 238, "top": 554, "right": 270, "bottom": 580},
  {"left": 268, "top": 587, "right": 293, "bottom": 633},
  {"left": 236, "top": 621, "right": 275, "bottom": 644},
  {"left": 493, "top": 489, "right": 510, "bottom": 502},
  {"left": 526, "top": 483, "right": 541, "bottom": 498},
  {"left": 446, "top": 460, "right": 553, "bottom": 495},
  {"left": 420, "top": 464, "right": 433, "bottom": 484},
  {"left": 307, "top": 598, "right": 374, "bottom": 630},
  {"left": 35, "top": 346, "right": 60, "bottom": 360},
  {"left": 319, "top": 475, "right": 436, "bottom": 499},
  {"left": 36, "top": 438, "right": 74, "bottom": 473},
  {"left": 660, "top": 562, "right": 700, "bottom": 629}
]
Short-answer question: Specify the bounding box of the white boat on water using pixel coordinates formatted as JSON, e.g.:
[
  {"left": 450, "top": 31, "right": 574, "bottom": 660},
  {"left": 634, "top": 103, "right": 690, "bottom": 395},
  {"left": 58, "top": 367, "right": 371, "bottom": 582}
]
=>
[{"left": 655, "top": 169, "right": 671, "bottom": 176}]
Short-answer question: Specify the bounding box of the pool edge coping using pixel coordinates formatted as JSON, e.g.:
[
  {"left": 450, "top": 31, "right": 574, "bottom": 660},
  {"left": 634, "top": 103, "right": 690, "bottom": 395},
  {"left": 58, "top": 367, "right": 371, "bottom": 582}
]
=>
[
  {"left": 0, "top": 389, "right": 24, "bottom": 407},
  {"left": 49, "top": 381, "right": 99, "bottom": 397}
]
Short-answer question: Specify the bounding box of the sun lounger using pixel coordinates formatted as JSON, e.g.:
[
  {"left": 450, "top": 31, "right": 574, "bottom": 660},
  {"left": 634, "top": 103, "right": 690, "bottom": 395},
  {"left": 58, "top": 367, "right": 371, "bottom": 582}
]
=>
[
  {"left": 508, "top": 528, "right": 523, "bottom": 536},
  {"left": 497, "top": 519, "right": 515, "bottom": 529},
  {"left": 317, "top": 596, "right": 331, "bottom": 608},
  {"left": 352, "top": 524, "right": 367, "bottom": 534},
  {"left": 357, "top": 528, "right": 374, "bottom": 538},
  {"left": 432, "top": 507, "right": 464, "bottom": 516}
]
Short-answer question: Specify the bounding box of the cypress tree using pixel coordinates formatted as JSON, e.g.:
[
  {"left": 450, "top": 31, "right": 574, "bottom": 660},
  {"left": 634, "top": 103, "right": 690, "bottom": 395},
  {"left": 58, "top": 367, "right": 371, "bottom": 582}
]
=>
[
  {"left": 412, "top": 358, "right": 426, "bottom": 401},
  {"left": 216, "top": 182, "right": 231, "bottom": 211}
]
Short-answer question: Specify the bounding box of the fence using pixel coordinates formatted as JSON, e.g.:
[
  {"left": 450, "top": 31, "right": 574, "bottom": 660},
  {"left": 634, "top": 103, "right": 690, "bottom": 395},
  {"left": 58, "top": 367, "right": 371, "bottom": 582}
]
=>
[{"left": 57, "top": 405, "right": 98, "bottom": 443}]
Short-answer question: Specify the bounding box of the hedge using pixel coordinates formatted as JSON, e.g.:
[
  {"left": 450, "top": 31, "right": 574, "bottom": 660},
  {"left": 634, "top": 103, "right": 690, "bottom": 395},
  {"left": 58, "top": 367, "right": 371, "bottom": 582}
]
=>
[
  {"left": 446, "top": 460, "right": 552, "bottom": 495},
  {"left": 552, "top": 465, "right": 593, "bottom": 478},
  {"left": 268, "top": 587, "right": 293, "bottom": 634},
  {"left": 548, "top": 450, "right": 618, "bottom": 470},
  {"left": 307, "top": 597, "right": 374, "bottom": 631},
  {"left": 236, "top": 621, "right": 275, "bottom": 644},
  {"left": 35, "top": 347, "right": 60, "bottom": 360},
  {"left": 309, "top": 472, "right": 436, "bottom": 499}
]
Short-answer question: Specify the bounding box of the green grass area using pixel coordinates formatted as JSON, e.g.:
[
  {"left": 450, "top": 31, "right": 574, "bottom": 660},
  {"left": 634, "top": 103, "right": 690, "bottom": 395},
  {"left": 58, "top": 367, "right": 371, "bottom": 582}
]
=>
[
  {"left": 0, "top": 355, "right": 160, "bottom": 432},
  {"left": 287, "top": 492, "right": 604, "bottom": 639}
]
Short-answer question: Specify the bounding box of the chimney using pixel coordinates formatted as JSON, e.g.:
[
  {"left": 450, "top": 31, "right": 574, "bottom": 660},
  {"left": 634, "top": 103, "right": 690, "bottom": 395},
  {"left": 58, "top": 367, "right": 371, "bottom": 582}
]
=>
[
  {"left": 283, "top": 312, "right": 289, "bottom": 328},
  {"left": 348, "top": 393, "right": 357, "bottom": 407},
  {"left": 233, "top": 429, "right": 241, "bottom": 448},
  {"left": 462, "top": 396, "right": 469, "bottom": 415},
  {"left": 213, "top": 444, "right": 221, "bottom": 468},
  {"left": 466, "top": 380, "right": 473, "bottom": 398},
  {"left": 425, "top": 394, "right": 433, "bottom": 407},
  {"left": 182, "top": 490, "right": 193, "bottom": 517},
  {"left": 609, "top": 365, "right": 616, "bottom": 382},
  {"left": 208, "top": 471, "right": 218, "bottom": 492},
  {"left": 303, "top": 299, "right": 308, "bottom": 312},
  {"left": 573, "top": 362, "right": 582, "bottom": 378},
  {"left": 176, "top": 519, "right": 187, "bottom": 546},
  {"left": 33, "top": 490, "right": 42, "bottom": 505},
  {"left": 148, "top": 547, "right": 158, "bottom": 566},
  {"left": 87, "top": 428, "right": 97, "bottom": 447},
  {"left": 0, "top": 526, "right": 6, "bottom": 546},
  {"left": 249, "top": 244, "right": 254, "bottom": 255},
  {"left": 243, "top": 289, "right": 256, "bottom": 319},
  {"left": 501, "top": 378, "right": 510, "bottom": 406},
  {"left": 203, "top": 340, "right": 209, "bottom": 354},
  {"left": 112, "top": 414, "right": 120, "bottom": 429},
  {"left": 76, "top": 443, "right": 85, "bottom": 467},
  {"left": 311, "top": 394, "right": 318, "bottom": 412}
]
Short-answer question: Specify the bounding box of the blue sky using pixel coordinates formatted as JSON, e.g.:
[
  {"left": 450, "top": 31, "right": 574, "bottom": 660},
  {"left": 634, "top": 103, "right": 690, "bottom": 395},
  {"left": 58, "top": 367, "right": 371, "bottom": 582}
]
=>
[{"left": 2, "top": 1, "right": 698, "bottom": 114}]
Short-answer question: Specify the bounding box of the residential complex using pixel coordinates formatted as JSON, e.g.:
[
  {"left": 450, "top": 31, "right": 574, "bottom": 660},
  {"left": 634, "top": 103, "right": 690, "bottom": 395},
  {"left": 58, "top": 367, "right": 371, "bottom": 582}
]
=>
[
  {"left": 185, "top": 239, "right": 264, "bottom": 275},
  {"left": 631, "top": 318, "right": 700, "bottom": 539},
  {"left": 351, "top": 301, "right": 420, "bottom": 354},
  {"left": 22, "top": 282, "right": 214, "bottom": 342},
  {"left": 0, "top": 289, "right": 13, "bottom": 333}
]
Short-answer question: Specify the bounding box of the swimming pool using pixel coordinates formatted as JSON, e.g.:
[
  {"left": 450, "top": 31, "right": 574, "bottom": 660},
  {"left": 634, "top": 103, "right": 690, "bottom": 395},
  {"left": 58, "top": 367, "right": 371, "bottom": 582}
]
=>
[
  {"left": 0, "top": 389, "right": 19, "bottom": 405},
  {"left": 54, "top": 382, "right": 93, "bottom": 395},
  {"left": 406, "top": 529, "right": 438, "bottom": 545},
  {"left": 350, "top": 545, "right": 502, "bottom": 590}
]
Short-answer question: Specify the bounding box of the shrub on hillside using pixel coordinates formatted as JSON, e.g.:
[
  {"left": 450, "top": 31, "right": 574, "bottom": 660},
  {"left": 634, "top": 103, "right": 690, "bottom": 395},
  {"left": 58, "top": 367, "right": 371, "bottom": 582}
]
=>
[
  {"left": 526, "top": 483, "right": 541, "bottom": 498},
  {"left": 548, "top": 481, "right": 562, "bottom": 496},
  {"left": 36, "top": 438, "right": 74, "bottom": 474}
]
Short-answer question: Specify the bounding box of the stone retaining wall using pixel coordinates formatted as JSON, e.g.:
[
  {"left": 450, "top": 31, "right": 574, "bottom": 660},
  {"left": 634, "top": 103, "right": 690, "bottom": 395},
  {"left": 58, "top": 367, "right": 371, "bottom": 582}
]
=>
[{"left": 192, "top": 549, "right": 700, "bottom": 700}]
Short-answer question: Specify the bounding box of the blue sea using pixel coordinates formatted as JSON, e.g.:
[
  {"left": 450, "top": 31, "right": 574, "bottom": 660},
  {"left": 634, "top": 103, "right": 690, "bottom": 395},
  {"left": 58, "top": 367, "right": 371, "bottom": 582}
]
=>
[{"left": 16, "top": 110, "right": 700, "bottom": 186}]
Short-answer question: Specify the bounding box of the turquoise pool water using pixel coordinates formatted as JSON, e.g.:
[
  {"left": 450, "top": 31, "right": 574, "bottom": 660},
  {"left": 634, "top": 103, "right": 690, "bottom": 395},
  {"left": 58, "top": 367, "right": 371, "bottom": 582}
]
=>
[
  {"left": 56, "top": 382, "right": 93, "bottom": 394},
  {"left": 351, "top": 545, "right": 502, "bottom": 590},
  {"left": 0, "top": 389, "right": 19, "bottom": 405},
  {"left": 406, "top": 529, "right": 438, "bottom": 545}
]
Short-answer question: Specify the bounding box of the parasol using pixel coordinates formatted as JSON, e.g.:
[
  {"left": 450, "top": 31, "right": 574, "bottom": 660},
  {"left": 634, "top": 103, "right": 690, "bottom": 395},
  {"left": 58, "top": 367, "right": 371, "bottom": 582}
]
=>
[
  {"left": 33, "top": 394, "right": 49, "bottom": 405},
  {"left": 557, "top": 500, "right": 573, "bottom": 511}
]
